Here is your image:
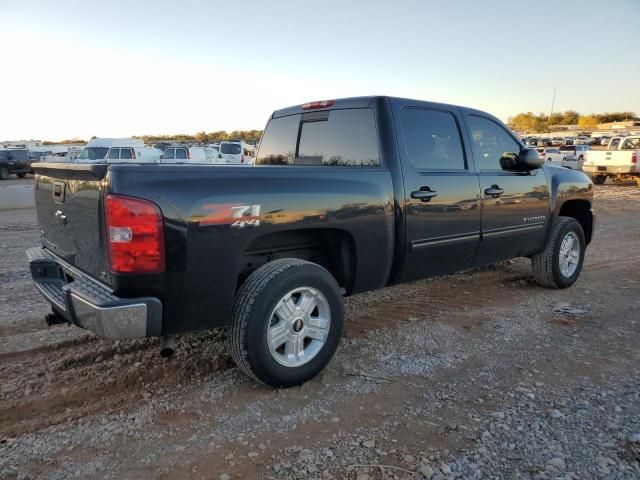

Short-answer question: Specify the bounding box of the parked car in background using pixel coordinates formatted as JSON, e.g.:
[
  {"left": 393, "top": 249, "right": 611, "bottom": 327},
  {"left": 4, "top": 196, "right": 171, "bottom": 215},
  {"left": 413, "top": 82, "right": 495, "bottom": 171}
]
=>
[
  {"left": 539, "top": 147, "right": 567, "bottom": 167},
  {"left": 600, "top": 137, "right": 611, "bottom": 146},
  {"left": 583, "top": 135, "right": 640, "bottom": 186},
  {"left": 78, "top": 138, "right": 145, "bottom": 163},
  {"left": 551, "top": 138, "right": 564, "bottom": 146},
  {"left": 0, "top": 149, "right": 32, "bottom": 179},
  {"left": 218, "top": 140, "right": 256, "bottom": 165},
  {"left": 107, "top": 146, "right": 163, "bottom": 163},
  {"left": 161, "top": 146, "right": 217, "bottom": 163},
  {"left": 28, "top": 96, "right": 595, "bottom": 387},
  {"left": 560, "top": 144, "right": 589, "bottom": 169}
]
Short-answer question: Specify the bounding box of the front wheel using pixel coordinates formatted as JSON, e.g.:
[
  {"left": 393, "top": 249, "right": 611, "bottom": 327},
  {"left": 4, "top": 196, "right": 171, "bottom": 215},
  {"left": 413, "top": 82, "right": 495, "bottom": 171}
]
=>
[
  {"left": 228, "top": 259, "right": 344, "bottom": 387},
  {"left": 531, "top": 217, "right": 585, "bottom": 289}
]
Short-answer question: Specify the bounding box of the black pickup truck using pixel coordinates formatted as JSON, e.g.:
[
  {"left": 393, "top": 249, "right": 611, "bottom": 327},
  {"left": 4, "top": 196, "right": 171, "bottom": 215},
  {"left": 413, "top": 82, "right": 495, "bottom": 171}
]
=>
[{"left": 28, "top": 96, "right": 594, "bottom": 387}]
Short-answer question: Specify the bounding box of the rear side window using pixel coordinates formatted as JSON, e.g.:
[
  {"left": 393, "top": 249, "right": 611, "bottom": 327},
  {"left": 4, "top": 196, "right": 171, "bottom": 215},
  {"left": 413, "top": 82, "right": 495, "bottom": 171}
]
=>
[
  {"left": 400, "top": 108, "right": 466, "bottom": 170},
  {"left": 120, "top": 148, "right": 132, "bottom": 159},
  {"left": 163, "top": 148, "right": 175, "bottom": 160},
  {"left": 108, "top": 148, "right": 120, "bottom": 159},
  {"left": 221, "top": 143, "right": 242, "bottom": 155},
  {"left": 9, "top": 150, "right": 29, "bottom": 161},
  {"left": 622, "top": 138, "right": 640, "bottom": 150},
  {"left": 609, "top": 138, "right": 621, "bottom": 149},
  {"left": 257, "top": 108, "right": 379, "bottom": 166},
  {"left": 175, "top": 148, "right": 187, "bottom": 160}
]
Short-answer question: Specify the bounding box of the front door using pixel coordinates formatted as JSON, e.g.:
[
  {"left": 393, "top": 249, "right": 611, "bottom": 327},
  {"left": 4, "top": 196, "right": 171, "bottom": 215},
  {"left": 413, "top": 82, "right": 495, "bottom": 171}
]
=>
[
  {"left": 464, "top": 114, "right": 551, "bottom": 265},
  {"left": 397, "top": 106, "right": 482, "bottom": 281}
]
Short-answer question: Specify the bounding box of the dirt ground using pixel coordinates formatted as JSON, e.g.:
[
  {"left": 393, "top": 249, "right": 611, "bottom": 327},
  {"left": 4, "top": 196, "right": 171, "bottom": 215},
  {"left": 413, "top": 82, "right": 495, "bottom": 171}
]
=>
[{"left": 1, "top": 184, "right": 639, "bottom": 479}]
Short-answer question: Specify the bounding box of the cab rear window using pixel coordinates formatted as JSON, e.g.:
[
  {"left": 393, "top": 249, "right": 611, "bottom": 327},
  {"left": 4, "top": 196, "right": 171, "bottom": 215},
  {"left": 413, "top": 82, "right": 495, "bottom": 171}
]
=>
[{"left": 256, "top": 108, "right": 380, "bottom": 167}]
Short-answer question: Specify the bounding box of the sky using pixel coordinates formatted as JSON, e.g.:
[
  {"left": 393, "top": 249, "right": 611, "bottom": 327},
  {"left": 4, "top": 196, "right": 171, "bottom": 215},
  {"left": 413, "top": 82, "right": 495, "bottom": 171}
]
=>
[{"left": 1, "top": 0, "right": 639, "bottom": 141}]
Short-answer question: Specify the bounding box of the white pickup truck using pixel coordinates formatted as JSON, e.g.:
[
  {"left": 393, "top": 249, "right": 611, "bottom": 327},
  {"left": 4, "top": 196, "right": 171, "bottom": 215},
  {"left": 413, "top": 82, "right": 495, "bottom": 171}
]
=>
[{"left": 583, "top": 136, "right": 640, "bottom": 186}]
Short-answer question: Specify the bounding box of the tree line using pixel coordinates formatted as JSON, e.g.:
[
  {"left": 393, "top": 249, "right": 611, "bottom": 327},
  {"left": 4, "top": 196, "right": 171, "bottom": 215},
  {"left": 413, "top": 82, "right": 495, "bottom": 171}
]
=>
[
  {"left": 42, "top": 130, "right": 263, "bottom": 145},
  {"left": 508, "top": 111, "right": 638, "bottom": 133},
  {"left": 137, "top": 130, "right": 263, "bottom": 144}
]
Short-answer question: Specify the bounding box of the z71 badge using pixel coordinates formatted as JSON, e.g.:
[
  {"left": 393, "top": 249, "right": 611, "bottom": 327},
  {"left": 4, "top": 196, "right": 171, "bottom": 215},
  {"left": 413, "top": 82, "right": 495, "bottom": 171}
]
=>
[{"left": 230, "top": 205, "right": 261, "bottom": 228}]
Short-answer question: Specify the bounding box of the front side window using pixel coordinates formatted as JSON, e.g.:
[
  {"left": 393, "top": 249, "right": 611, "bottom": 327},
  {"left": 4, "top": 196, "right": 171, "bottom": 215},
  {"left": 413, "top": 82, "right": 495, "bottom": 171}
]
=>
[
  {"left": 120, "top": 148, "right": 132, "bottom": 159},
  {"left": 467, "top": 115, "right": 521, "bottom": 171},
  {"left": 400, "top": 108, "right": 465, "bottom": 170},
  {"left": 163, "top": 148, "right": 175, "bottom": 160},
  {"left": 108, "top": 148, "right": 120, "bottom": 159},
  {"left": 610, "top": 138, "right": 621, "bottom": 149}
]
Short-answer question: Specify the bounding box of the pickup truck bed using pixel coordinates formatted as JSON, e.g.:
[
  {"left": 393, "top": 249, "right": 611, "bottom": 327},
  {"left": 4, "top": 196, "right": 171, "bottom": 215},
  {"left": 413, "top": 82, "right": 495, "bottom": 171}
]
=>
[{"left": 29, "top": 96, "right": 595, "bottom": 387}]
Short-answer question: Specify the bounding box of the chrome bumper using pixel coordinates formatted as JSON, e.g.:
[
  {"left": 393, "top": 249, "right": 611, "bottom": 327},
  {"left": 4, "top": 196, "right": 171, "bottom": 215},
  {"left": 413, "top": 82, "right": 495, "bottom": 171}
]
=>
[{"left": 27, "top": 247, "right": 162, "bottom": 339}]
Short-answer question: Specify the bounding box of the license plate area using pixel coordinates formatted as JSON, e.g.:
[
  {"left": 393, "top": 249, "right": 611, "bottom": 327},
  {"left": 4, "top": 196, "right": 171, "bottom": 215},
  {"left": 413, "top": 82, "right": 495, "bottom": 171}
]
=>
[{"left": 597, "top": 166, "right": 606, "bottom": 172}]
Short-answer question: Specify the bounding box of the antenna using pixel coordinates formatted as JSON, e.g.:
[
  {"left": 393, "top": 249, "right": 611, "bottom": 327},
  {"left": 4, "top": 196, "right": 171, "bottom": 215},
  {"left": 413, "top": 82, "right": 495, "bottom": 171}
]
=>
[{"left": 548, "top": 87, "right": 556, "bottom": 130}]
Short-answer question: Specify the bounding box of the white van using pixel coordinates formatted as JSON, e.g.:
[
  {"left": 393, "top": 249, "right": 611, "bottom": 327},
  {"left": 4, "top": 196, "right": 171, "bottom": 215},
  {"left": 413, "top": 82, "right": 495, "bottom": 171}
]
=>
[
  {"left": 218, "top": 141, "right": 255, "bottom": 165},
  {"left": 160, "top": 146, "right": 218, "bottom": 164},
  {"left": 77, "top": 138, "right": 145, "bottom": 163},
  {"left": 107, "top": 146, "right": 162, "bottom": 163}
]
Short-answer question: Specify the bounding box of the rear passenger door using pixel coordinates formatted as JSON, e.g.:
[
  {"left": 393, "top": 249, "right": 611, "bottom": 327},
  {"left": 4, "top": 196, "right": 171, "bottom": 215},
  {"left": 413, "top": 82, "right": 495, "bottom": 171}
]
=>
[
  {"left": 464, "top": 114, "right": 550, "bottom": 265},
  {"left": 398, "top": 107, "right": 481, "bottom": 281}
]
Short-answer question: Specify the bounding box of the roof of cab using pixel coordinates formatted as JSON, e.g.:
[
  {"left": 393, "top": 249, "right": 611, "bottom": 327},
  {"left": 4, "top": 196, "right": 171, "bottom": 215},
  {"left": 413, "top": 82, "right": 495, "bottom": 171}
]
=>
[{"left": 271, "top": 95, "right": 491, "bottom": 119}]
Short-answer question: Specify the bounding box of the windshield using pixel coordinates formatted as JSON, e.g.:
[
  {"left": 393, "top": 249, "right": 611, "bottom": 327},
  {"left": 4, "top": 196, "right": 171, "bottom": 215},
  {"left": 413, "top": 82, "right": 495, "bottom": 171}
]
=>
[
  {"left": 78, "top": 147, "right": 109, "bottom": 160},
  {"left": 221, "top": 143, "right": 242, "bottom": 155}
]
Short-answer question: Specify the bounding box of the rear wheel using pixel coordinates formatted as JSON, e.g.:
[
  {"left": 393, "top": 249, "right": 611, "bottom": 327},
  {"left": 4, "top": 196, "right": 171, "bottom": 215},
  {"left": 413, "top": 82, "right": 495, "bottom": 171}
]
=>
[
  {"left": 17, "top": 172, "right": 27, "bottom": 178},
  {"left": 531, "top": 217, "right": 585, "bottom": 289},
  {"left": 0, "top": 167, "right": 8, "bottom": 180},
  {"left": 592, "top": 175, "right": 606, "bottom": 185},
  {"left": 228, "top": 258, "right": 344, "bottom": 387}
]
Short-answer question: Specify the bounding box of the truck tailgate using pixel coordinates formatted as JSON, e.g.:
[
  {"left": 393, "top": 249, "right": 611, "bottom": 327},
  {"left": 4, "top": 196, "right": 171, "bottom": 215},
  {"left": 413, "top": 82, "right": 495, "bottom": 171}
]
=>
[{"left": 33, "top": 163, "right": 112, "bottom": 285}]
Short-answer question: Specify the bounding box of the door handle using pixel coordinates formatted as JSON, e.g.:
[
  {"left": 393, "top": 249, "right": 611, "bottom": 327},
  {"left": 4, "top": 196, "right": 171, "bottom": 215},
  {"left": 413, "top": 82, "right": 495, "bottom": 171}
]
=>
[
  {"left": 484, "top": 185, "right": 504, "bottom": 198},
  {"left": 411, "top": 188, "right": 438, "bottom": 202}
]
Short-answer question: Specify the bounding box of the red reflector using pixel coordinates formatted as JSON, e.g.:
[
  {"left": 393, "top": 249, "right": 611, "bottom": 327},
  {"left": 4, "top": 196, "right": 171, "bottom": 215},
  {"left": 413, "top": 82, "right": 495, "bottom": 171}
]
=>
[
  {"left": 302, "top": 99, "right": 335, "bottom": 110},
  {"left": 105, "top": 194, "right": 165, "bottom": 274},
  {"left": 632, "top": 152, "right": 638, "bottom": 164}
]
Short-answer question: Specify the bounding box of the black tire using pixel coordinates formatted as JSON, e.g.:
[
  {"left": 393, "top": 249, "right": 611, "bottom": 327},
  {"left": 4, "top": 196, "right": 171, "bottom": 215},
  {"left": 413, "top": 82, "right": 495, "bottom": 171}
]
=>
[
  {"left": 531, "top": 217, "right": 585, "bottom": 289},
  {"left": 0, "top": 167, "right": 8, "bottom": 180},
  {"left": 592, "top": 175, "right": 606, "bottom": 185},
  {"left": 228, "top": 258, "right": 344, "bottom": 387},
  {"left": 17, "top": 172, "right": 27, "bottom": 178}
]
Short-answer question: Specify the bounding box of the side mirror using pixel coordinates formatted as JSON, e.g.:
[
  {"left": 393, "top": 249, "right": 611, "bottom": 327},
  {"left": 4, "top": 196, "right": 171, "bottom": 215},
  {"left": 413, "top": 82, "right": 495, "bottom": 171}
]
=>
[{"left": 500, "top": 148, "right": 543, "bottom": 171}]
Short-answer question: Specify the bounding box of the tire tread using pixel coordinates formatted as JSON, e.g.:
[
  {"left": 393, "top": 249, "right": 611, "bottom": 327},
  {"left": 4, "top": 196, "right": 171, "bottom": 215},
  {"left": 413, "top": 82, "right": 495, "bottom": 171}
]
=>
[{"left": 228, "top": 258, "right": 311, "bottom": 384}]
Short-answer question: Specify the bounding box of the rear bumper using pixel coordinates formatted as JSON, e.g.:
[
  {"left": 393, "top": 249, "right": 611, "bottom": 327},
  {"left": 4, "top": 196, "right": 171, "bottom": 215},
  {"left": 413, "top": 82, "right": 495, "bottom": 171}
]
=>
[
  {"left": 27, "top": 247, "right": 162, "bottom": 339},
  {"left": 583, "top": 165, "right": 638, "bottom": 175}
]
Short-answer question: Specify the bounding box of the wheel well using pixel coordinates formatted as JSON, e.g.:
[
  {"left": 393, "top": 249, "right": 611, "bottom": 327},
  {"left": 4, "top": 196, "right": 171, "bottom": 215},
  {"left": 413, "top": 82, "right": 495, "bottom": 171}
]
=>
[
  {"left": 238, "top": 229, "right": 357, "bottom": 294},
  {"left": 558, "top": 200, "right": 593, "bottom": 245}
]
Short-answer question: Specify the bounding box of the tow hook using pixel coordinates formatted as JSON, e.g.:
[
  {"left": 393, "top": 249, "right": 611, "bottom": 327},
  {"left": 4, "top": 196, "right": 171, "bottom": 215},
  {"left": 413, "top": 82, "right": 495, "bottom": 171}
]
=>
[
  {"left": 45, "top": 310, "right": 68, "bottom": 326},
  {"left": 160, "top": 335, "right": 176, "bottom": 358}
]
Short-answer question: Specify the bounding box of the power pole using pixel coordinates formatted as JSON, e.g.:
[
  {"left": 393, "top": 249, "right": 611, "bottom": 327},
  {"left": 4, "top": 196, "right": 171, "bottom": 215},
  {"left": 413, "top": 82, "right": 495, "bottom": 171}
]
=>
[{"left": 548, "top": 87, "right": 556, "bottom": 131}]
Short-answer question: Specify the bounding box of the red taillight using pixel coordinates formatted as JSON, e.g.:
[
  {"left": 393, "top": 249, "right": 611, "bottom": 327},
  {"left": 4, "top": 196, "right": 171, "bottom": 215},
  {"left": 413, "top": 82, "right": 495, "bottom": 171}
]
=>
[
  {"left": 131, "top": 149, "right": 136, "bottom": 160},
  {"left": 241, "top": 154, "right": 244, "bottom": 163},
  {"left": 186, "top": 149, "right": 191, "bottom": 160},
  {"left": 632, "top": 152, "right": 638, "bottom": 164},
  {"left": 105, "top": 194, "right": 165, "bottom": 274},
  {"left": 302, "top": 99, "right": 335, "bottom": 109}
]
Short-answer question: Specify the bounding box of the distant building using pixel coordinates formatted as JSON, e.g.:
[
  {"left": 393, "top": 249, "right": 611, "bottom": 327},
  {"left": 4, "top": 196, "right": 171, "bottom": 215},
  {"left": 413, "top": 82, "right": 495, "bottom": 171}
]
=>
[{"left": 597, "top": 120, "right": 640, "bottom": 130}]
